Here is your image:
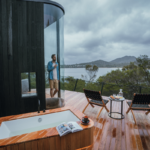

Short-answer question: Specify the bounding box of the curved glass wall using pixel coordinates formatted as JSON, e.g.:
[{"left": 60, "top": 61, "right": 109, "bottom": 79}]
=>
[{"left": 44, "top": 4, "right": 64, "bottom": 99}]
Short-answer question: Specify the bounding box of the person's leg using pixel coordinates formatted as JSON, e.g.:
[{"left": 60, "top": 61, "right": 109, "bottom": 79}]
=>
[
  {"left": 53, "top": 89, "right": 58, "bottom": 97},
  {"left": 50, "top": 88, "right": 54, "bottom": 97},
  {"left": 49, "top": 79, "right": 54, "bottom": 97},
  {"left": 53, "top": 80, "right": 59, "bottom": 97}
]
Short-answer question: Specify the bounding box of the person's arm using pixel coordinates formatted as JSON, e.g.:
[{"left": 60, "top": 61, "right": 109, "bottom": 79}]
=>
[{"left": 47, "top": 62, "right": 54, "bottom": 72}]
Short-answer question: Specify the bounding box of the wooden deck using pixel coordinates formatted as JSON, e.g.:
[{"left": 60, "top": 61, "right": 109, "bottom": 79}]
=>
[{"left": 63, "top": 90, "right": 150, "bottom": 150}]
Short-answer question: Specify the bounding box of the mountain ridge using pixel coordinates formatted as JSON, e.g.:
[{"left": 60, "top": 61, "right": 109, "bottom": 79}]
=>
[
  {"left": 63, "top": 56, "right": 137, "bottom": 68},
  {"left": 110, "top": 56, "right": 136, "bottom": 64}
]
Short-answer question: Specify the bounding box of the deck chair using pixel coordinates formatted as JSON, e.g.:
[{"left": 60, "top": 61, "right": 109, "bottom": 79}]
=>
[
  {"left": 82, "top": 89, "right": 109, "bottom": 119},
  {"left": 126, "top": 93, "right": 150, "bottom": 124},
  {"left": 76, "top": 144, "right": 93, "bottom": 150}
]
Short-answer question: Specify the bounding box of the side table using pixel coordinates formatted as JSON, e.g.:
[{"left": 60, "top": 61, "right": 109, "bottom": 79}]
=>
[{"left": 108, "top": 98, "right": 125, "bottom": 119}]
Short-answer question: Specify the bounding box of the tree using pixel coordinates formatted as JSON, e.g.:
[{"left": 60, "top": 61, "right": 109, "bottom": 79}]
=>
[
  {"left": 136, "top": 55, "right": 150, "bottom": 84},
  {"left": 97, "top": 55, "right": 150, "bottom": 86},
  {"left": 122, "top": 62, "right": 137, "bottom": 71},
  {"left": 81, "top": 65, "right": 99, "bottom": 82},
  {"left": 21, "top": 73, "right": 28, "bottom": 79},
  {"left": 64, "top": 76, "right": 77, "bottom": 91},
  {"left": 96, "top": 55, "right": 150, "bottom": 99}
]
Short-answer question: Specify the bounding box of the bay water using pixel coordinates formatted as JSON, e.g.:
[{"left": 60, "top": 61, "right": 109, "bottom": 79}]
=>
[{"left": 62, "top": 68, "right": 122, "bottom": 81}]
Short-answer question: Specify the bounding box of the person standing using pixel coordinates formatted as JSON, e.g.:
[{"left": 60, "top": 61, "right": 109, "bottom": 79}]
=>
[{"left": 47, "top": 54, "right": 59, "bottom": 97}]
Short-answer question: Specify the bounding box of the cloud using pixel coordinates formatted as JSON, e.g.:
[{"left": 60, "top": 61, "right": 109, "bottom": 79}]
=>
[{"left": 53, "top": 0, "right": 150, "bottom": 64}]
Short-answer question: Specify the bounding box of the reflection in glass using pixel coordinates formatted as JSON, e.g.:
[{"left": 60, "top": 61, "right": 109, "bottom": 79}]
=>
[
  {"left": 21, "top": 72, "right": 37, "bottom": 97},
  {"left": 59, "top": 16, "right": 65, "bottom": 98},
  {"left": 44, "top": 21, "right": 57, "bottom": 65},
  {"left": 44, "top": 4, "right": 64, "bottom": 99}
]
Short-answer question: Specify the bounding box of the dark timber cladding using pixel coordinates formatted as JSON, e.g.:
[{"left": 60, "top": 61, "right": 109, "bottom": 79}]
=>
[
  {"left": 20, "top": 0, "right": 65, "bottom": 14},
  {"left": 0, "top": 0, "right": 45, "bottom": 117}
]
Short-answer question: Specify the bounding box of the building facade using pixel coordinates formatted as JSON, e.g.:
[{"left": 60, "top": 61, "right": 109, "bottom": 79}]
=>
[{"left": 0, "top": 0, "right": 65, "bottom": 117}]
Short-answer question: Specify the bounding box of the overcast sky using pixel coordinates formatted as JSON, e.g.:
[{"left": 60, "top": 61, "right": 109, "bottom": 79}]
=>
[{"left": 55, "top": 0, "right": 150, "bottom": 64}]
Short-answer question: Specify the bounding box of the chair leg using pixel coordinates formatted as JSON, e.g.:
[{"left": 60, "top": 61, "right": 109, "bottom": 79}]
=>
[
  {"left": 82, "top": 103, "right": 89, "bottom": 113},
  {"left": 145, "top": 111, "right": 150, "bottom": 115},
  {"left": 76, "top": 144, "right": 93, "bottom": 150},
  {"left": 131, "top": 110, "right": 137, "bottom": 124},
  {"left": 89, "top": 103, "right": 95, "bottom": 108},
  {"left": 126, "top": 108, "right": 131, "bottom": 114},
  {"left": 86, "top": 97, "right": 94, "bottom": 108},
  {"left": 105, "top": 105, "right": 109, "bottom": 112},
  {"left": 96, "top": 107, "right": 104, "bottom": 119}
]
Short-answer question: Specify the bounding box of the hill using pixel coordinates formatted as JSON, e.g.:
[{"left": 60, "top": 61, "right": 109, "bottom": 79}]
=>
[
  {"left": 62, "top": 56, "right": 138, "bottom": 68},
  {"left": 110, "top": 56, "right": 136, "bottom": 64}
]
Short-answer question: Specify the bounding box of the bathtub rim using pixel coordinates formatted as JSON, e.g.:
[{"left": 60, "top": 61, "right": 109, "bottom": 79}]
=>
[{"left": 0, "top": 106, "right": 94, "bottom": 147}]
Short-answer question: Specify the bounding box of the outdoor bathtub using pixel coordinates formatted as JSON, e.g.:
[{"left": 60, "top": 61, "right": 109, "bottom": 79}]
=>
[
  {"left": 0, "top": 107, "right": 94, "bottom": 150},
  {"left": 0, "top": 110, "right": 80, "bottom": 140}
]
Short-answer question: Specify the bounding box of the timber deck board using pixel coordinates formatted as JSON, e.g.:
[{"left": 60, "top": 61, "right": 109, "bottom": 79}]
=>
[{"left": 64, "top": 90, "right": 150, "bottom": 150}]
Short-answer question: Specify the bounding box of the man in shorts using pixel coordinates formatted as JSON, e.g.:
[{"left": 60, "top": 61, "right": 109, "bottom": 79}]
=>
[{"left": 47, "top": 54, "right": 59, "bottom": 97}]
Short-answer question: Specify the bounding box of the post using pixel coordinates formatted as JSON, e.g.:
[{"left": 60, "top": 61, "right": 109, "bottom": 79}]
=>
[
  {"left": 56, "top": 19, "right": 61, "bottom": 97},
  {"left": 74, "top": 79, "right": 78, "bottom": 91},
  {"left": 28, "top": 72, "right": 31, "bottom": 92},
  {"left": 139, "top": 86, "right": 142, "bottom": 94},
  {"left": 101, "top": 82, "right": 105, "bottom": 94}
]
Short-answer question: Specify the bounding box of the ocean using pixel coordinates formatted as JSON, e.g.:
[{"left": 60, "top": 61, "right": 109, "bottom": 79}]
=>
[{"left": 62, "top": 68, "right": 122, "bottom": 81}]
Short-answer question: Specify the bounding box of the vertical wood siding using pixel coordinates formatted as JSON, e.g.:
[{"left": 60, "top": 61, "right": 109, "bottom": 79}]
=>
[{"left": 0, "top": 0, "right": 45, "bottom": 117}]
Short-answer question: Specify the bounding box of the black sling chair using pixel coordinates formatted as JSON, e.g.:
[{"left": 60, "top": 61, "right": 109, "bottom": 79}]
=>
[
  {"left": 83, "top": 89, "right": 109, "bottom": 119},
  {"left": 126, "top": 93, "right": 150, "bottom": 124}
]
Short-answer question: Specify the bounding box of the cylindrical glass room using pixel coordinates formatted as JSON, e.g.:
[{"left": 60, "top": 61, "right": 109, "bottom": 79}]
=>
[{"left": 44, "top": 1, "right": 65, "bottom": 100}]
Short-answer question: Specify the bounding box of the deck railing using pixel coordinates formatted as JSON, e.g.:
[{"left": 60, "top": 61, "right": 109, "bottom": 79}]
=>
[
  {"left": 24, "top": 67, "right": 150, "bottom": 100},
  {"left": 59, "top": 76, "right": 150, "bottom": 100}
]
